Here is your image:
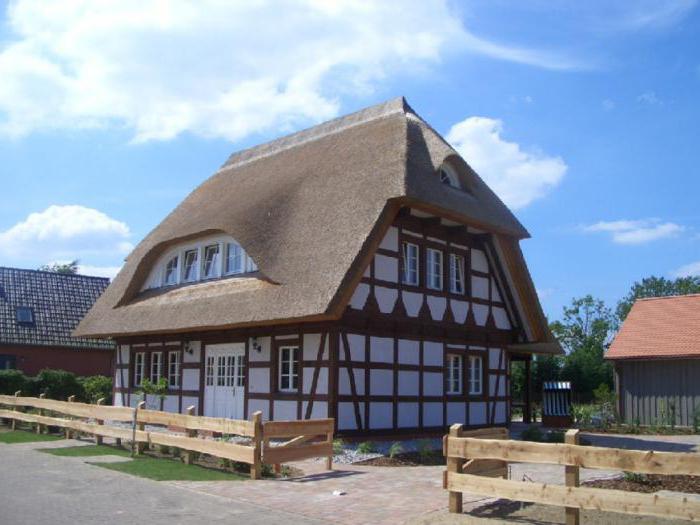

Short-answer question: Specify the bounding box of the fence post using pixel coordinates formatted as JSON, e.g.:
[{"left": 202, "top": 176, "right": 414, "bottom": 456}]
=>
[
  {"left": 136, "top": 401, "right": 146, "bottom": 454},
  {"left": 325, "top": 422, "right": 334, "bottom": 471},
  {"left": 11, "top": 391, "right": 21, "bottom": 431},
  {"left": 183, "top": 406, "right": 197, "bottom": 465},
  {"left": 565, "top": 429, "right": 580, "bottom": 525},
  {"left": 65, "top": 395, "right": 76, "bottom": 439},
  {"left": 446, "top": 423, "right": 464, "bottom": 514},
  {"left": 250, "top": 411, "right": 263, "bottom": 480},
  {"left": 95, "top": 398, "right": 105, "bottom": 445},
  {"left": 36, "top": 393, "right": 46, "bottom": 434}
]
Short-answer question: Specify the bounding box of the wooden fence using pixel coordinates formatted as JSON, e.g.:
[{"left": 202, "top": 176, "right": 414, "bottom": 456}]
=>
[
  {"left": 444, "top": 423, "right": 700, "bottom": 523},
  {"left": 0, "top": 393, "right": 334, "bottom": 479}
]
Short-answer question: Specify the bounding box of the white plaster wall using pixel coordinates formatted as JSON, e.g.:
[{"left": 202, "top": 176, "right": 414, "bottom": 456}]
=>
[
  {"left": 370, "top": 336, "right": 393, "bottom": 362},
  {"left": 397, "top": 339, "right": 419, "bottom": 365},
  {"left": 302, "top": 401, "right": 328, "bottom": 420},
  {"left": 248, "top": 399, "right": 269, "bottom": 420},
  {"left": 183, "top": 341, "right": 201, "bottom": 363},
  {"left": 338, "top": 402, "right": 364, "bottom": 430},
  {"left": 493, "top": 402, "right": 506, "bottom": 424},
  {"left": 181, "top": 396, "right": 199, "bottom": 414},
  {"left": 182, "top": 369, "right": 200, "bottom": 391},
  {"left": 423, "top": 341, "right": 443, "bottom": 366},
  {"left": 490, "top": 375, "right": 506, "bottom": 397},
  {"left": 347, "top": 333, "right": 365, "bottom": 361},
  {"left": 113, "top": 391, "right": 124, "bottom": 407},
  {"left": 491, "top": 279, "right": 502, "bottom": 302},
  {"left": 248, "top": 368, "right": 270, "bottom": 393},
  {"left": 363, "top": 265, "right": 371, "bottom": 278},
  {"left": 162, "top": 395, "right": 178, "bottom": 413},
  {"left": 398, "top": 371, "right": 419, "bottom": 395},
  {"left": 370, "top": 369, "right": 393, "bottom": 395},
  {"left": 469, "top": 402, "right": 487, "bottom": 426},
  {"left": 489, "top": 348, "right": 503, "bottom": 370},
  {"left": 471, "top": 249, "right": 489, "bottom": 272},
  {"left": 369, "top": 402, "right": 393, "bottom": 429},
  {"left": 472, "top": 304, "right": 489, "bottom": 326},
  {"left": 303, "top": 333, "right": 321, "bottom": 360},
  {"left": 273, "top": 400, "right": 297, "bottom": 420},
  {"left": 397, "top": 403, "right": 419, "bottom": 428},
  {"left": 118, "top": 345, "right": 130, "bottom": 364},
  {"left": 426, "top": 295, "right": 446, "bottom": 321},
  {"left": 375, "top": 286, "right": 398, "bottom": 313},
  {"left": 303, "top": 367, "right": 328, "bottom": 395},
  {"left": 248, "top": 337, "right": 271, "bottom": 362},
  {"left": 447, "top": 402, "right": 466, "bottom": 425},
  {"left": 426, "top": 236, "right": 446, "bottom": 245},
  {"left": 472, "top": 276, "right": 489, "bottom": 300},
  {"left": 423, "top": 402, "right": 443, "bottom": 427},
  {"left": 339, "top": 367, "right": 365, "bottom": 395},
  {"left": 402, "top": 291, "right": 423, "bottom": 317},
  {"left": 349, "top": 283, "right": 370, "bottom": 310},
  {"left": 379, "top": 226, "right": 399, "bottom": 251},
  {"left": 493, "top": 307, "right": 511, "bottom": 329},
  {"left": 374, "top": 254, "right": 399, "bottom": 282},
  {"left": 423, "top": 372, "right": 443, "bottom": 396},
  {"left": 114, "top": 368, "right": 124, "bottom": 389},
  {"left": 450, "top": 300, "right": 469, "bottom": 324}
]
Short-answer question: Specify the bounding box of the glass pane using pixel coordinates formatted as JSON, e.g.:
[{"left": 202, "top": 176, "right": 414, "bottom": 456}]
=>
[
  {"left": 226, "top": 243, "right": 243, "bottom": 274},
  {"left": 183, "top": 250, "right": 198, "bottom": 281},
  {"left": 203, "top": 245, "right": 220, "bottom": 278}
]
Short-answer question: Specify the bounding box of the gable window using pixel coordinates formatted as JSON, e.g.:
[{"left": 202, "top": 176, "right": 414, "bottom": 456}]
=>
[
  {"left": 168, "top": 351, "right": 180, "bottom": 388},
  {"left": 134, "top": 352, "right": 145, "bottom": 386},
  {"left": 450, "top": 253, "right": 465, "bottom": 294},
  {"left": 468, "top": 355, "right": 483, "bottom": 395},
  {"left": 225, "top": 243, "right": 244, "bottom": 274},
  {"left": 15, "top": 306, "right": 34, "bottom": 325},
  {"left": 278, "top": 346, "right": 299, "bottom": 392},
  {"left": 446, "top": 354, "right": 463, "bottom": 395},
  {"left": 401, "top": 242, "right": 419, "bottom": 286},
  {"left": 427, "top": 248, "right": 443, "bottom": 290},
  {"left": 164, "top": 256, "right": 179, "bottom": 285},
  {"left": 202, "top": 244, "right": 220, "bottom": 279},
  {"left": 182, "top": 249, "right": 199, "bottom": 282},
  {"left": 150, "top": 352, "right": 163, "bottom": 383}
]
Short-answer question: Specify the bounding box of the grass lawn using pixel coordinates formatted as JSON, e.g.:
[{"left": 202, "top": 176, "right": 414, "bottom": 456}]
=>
[
  {"left": 41, "top": 444, "right": 131, "bottom": 457},
  {"left": 90, "top": 456, "right": 248, "bottom": 481},
  {"left": 0, "top": 430, "right": 63, "bottom": 444}
]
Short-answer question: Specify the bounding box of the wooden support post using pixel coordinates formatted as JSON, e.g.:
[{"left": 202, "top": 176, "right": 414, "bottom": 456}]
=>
[
  {"left": 95, "top": 398, "right": 105, "bottom": 445},
  {"left": 446, "top": 423, "right": 464, "bottom": 514},
  {"left": 250, "top": 411, "right": 263, "bottom": 480},
  {"left": 136, "top": 401, "right": 146, "bottom": 454},
  {"left": 325, "top": 426, "right": 334, "bottom": 471},
  {"left": 524, "top": 358, "right": 532, "bottom": 424},
  {"left": 565, "top": 429, "right": 580, "bottom": 525},
  {"left": 183, "top": 406, "right": 197, "bottom": 465},
  {"left": 36, "top": 393, "right": 46, "bottom": 434},
  {"left": 11, "top": 391, "right": 21, "bottom": 431},
  {"left": 65, "top": 395, "right": 76, "bottom": 439}
]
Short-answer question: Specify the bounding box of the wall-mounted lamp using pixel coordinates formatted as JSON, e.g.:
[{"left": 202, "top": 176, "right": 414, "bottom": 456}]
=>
[
  {"left": 252, "top": 337, "right": 262, "bottom": 353},
  {"left": 185, "top": 341, "right": 194, "bottom": 355}
]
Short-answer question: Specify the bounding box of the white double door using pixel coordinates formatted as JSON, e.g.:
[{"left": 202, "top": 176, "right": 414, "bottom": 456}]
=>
[{"left": 204, "top": 343, "right": 245, "bottom": 420}]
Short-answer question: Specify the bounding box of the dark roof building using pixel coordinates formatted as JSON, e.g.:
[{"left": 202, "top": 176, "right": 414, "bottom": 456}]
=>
[{"left": 0, "top": 267, "right": 114, "bottom": 375}]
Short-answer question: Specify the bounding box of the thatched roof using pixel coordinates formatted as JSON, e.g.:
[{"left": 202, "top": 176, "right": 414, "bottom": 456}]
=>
[{"left": 75, "top": 97, "right": 549, "bottom": 341}]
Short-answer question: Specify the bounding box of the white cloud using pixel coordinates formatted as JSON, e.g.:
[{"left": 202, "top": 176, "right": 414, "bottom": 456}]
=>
[
  {"left": 78, "top": 264, "right": 122, "bottom": 279},
  {"left": 602, "top": 99, "right": 616, "bottom": 111},
  {"left": 637, "top": 91, "right": 662, "bottom": 105},
  {"left": 446, "top": 117, "right": 567, "bottom": 209},
  {"left": 583, "top": 219, "right": 683, "bottom": 244},
  {"left": 0, "top": 0, "right": 585, "bottom": 142},
  {"left": 672, "top": 261, "right": 700, "bottom": 278},
  {"left": 0, "top": 205, "right": 132, "bottom": 260}
]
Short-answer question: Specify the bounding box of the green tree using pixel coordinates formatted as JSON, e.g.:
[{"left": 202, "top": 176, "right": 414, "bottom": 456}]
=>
[
  {"left": 38, "top": 260, "right": 79, "bottom": 274},
  {"left": 616, "top": 275, "right": 700, "bottom": 322},
  {"left": 550, "top": 295, "right": 614, "bottom": 402}
]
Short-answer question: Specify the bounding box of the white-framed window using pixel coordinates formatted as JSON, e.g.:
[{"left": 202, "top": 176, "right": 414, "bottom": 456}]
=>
[
  {"left": 235, "top": 354, "right": 245, "bottom": 387},
  {"left": 278, "top": 346, "right": 299, "bottom": 392},
  {"left": 150, "top": 351, "right": 163, "bottom": 383},
  {"left": 401, "top": 242, "right": 419, "bottom": 285},
  {"left": 427, "top": 248, "right": 443, "bottom": 290},
  {"left": 468, "top": 355, "right": 483, "bottom": 395},
  {"left": 205, "top": 356, "right": 214, "bottom": 386},
  {"left": 202, "top": 244, "right": 220, "bottom": 279},
  {"left": 439, "top": 164, "right": 460, "bottom": 189},
  {"left": 164, "top": 255, "right": 179, "bottom": 285},
  {"left": 168, "top": 351, "right": 180, "bottom": 388},
  {"left": 446, "top": 354, "right": 463, "bottom": 395},
  {"left": 225, "top": 242, "right": 244, "bottom": 274},
  {"left": 134, "top": 352, "right": 145, "bottom": 386},
  {"left": 182, "top": 249, "right": 199, "bottom": 282},
  {"left": 217, "top": 355, "right": 226, "bottom": 386},
  {"left": 450, "top": 253, "right": 465, "bottom": 294}
]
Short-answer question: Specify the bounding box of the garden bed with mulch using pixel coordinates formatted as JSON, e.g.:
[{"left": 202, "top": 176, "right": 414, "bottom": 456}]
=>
[
  {"left": 355, "top": 451, "right": 445, "bottom": 467},
  {"left": 584, "top": 474, "right": 700, "bottom": 494},
  {"left": 579, "top": 425, "right": 697, "bottom": 436}
]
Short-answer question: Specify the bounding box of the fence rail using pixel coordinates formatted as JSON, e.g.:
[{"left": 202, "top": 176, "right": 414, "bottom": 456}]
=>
[
  {"left": 444, "top": 423, "right": 700, "bottom": 523},
  {"left": 0, "top": 393, "right": 333, "bottom": 479}
]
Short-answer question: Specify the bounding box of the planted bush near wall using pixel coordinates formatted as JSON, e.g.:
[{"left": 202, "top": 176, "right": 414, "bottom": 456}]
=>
[
  {"left": 0, "top": 370, "right": 30, "bottom": 395},
  {"left": 0, "top": 368, "right": 112, "bottom": 403}
]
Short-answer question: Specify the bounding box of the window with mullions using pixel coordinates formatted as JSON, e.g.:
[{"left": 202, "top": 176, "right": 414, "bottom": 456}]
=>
[
  {"left": 150, "top": 352, "right": 163, "bottom": 383},
  {"left": 278, "top": 346, "right": 299, "bottom": 392},
  {"left": 134, "top": 352, "right": 145, "bottom": 386},
  {"left": 426, "top": 248, "right": 443, "bottom": 290},
  {"left": 182, "top": 249, "right": 199, "bottom": 282},
  {"left": 205, "top": 356, "right": 214, "bottom": 386},
  {"left": 164, "top": 256, "right": 178, "bottom": 285},
  {"left": 449, "top": 253, "right": 465, "bottom": 294},
  {"left": 168, "top": 351, "right": 180, "bottom": 388},
  {"left": 446, "top": 354, "right": 463, "bottom": 395},
  {"left": 217, "top": 355, "right": 226, "bottom": 386},
  {"left": 401, "top": 242, "right": 419, "bottom": 285},
  {"left": 468, "top": 355, "right": 483, "bottom": 395},
  {"left": 202, "top": 244, "right": 220, "bottom": 279}
]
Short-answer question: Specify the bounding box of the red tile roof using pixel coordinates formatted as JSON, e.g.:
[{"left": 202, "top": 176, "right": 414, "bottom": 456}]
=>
[{"left": 607, "top": 294, "right": 700, "bottom": 360}]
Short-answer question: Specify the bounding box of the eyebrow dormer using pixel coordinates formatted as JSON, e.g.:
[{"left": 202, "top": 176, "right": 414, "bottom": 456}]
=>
[{"left": 141, "top": 234, "right": 258, "bottom": 291}]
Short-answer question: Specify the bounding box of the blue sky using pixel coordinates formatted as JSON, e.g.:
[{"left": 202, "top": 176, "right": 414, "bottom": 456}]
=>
[{"left": 0, "top": 1, "right": 698, "bottom": 322}]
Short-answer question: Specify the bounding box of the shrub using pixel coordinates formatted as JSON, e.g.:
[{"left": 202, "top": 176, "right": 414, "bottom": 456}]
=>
[
  {"left": 261, "top": 463, "right": 274, "bottom": 477},
  {"left": 520, "top": 425, "right": 544, "bottom": 442},
  {"left": 33, "top": 369, "right": 84, "bottom": 400},
  {"left": 332, "top": 439, "right": 344, "bottom": 455},
  {"left": 388, "top": 442, "right": 404, "bottom": 459},
  {"left": 0, "top": 369, "right": 29, "bottom": 395},
  {"left": 572, "top": 404, "right": 594, "bottom": 428},
  {"left": 80, "top": 375, "right": 112, "bottom": 404},
  {"left": 623, "top": 471, "right": 648, "bottom": 483},
  {"left": 158, "top": 445, "right": 171, "bottom": 455},
  {"left": 693, "top": 406, "right": 700, "bottom": 434},
  {"left": 356, "top": 441, "right": 376, "bottom": 454},
  {"left": 545, "top": 430, "right": 565, "bottom": 443},
  {"left": 416, "top": 439, "right": 434, "bottom": 460}
]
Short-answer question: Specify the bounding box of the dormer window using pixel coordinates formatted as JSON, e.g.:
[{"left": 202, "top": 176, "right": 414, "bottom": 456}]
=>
[
  {"left": 439, "top": 164, "right": 460, "bottom": 189},
  {"left": 16, "top": 306, "right": 34, "bottom": 325},
  {"left": 225, "top": 243, "right": 244, "bottom": 274},
  {"left": 182, "top": 249, "right": 199, "bottom": 282},
  {"left": 164, "top": 256, "right": 179, "bottom": 285},
  {"left": 202, "top": 244, "right": 220, "bottom": 279}
]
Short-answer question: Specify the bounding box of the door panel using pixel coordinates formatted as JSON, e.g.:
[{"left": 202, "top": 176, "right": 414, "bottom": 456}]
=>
[{"left": 203, "top": 343, "right": 245, "bottom": 419}]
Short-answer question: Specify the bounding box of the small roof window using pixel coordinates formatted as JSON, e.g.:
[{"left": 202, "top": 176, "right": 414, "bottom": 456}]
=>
[
  {"left": 16, "top": 306, "right": 34, "bottom": 325},
  {"left": 438, "top": 164, "right": 460, "bottom": 189}
]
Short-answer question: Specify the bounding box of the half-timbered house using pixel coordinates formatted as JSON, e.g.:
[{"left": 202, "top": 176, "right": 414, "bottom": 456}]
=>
[{"left": 75, "top": 98, "right": 561, "bottom": 436}]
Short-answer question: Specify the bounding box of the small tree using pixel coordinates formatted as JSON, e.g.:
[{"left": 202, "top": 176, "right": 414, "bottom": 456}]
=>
[{"left": 139, "top": 377, "right": 168, "bottom": 410}]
